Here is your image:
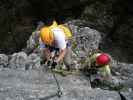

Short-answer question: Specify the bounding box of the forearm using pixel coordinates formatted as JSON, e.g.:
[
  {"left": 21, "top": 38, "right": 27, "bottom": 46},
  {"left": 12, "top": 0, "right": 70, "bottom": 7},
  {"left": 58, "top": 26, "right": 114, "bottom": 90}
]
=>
[
  {"left": 56, "top": 49, "right": 66, "bottom": 62},
  {"left": 43, "top": 48, "right": 51, "bottom": 60}
]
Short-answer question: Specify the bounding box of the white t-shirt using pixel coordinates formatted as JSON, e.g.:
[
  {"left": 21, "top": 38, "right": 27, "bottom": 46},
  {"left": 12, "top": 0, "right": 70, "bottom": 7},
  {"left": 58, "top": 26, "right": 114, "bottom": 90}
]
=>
[
  {"left": 51, "top": 27, "right": 67, "bottom": 50},
  {"left": 39, "top": 27, "right": 67, "bottom": 50}
]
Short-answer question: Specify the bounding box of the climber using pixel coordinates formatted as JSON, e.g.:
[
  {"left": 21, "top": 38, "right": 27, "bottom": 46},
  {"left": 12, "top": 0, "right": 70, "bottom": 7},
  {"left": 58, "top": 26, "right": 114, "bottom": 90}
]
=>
[
  {"left": 85, "top": 50, "right": 112, "bottom": 81},
  {"left": 39, "top": 19, "right": 72, "bottom": 70}
]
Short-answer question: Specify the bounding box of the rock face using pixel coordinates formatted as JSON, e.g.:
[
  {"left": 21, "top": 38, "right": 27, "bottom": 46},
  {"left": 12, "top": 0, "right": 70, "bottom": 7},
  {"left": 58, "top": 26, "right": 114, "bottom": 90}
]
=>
[
  {"left": 80, "top": 0, "right": 133, "bottom": 63},
  {"left": 112, "top": 61, "right": 133, "bottom": 89},
  {"left": 0, "top": 54, "right": 8, "bottom": 69},
  {"left": 27, "top": 53, "right": 41, "bottom": 70},
  {"left": 8, "top": 52, "right": 28, "bottom": 70},
  {"left": 0, "top": 0, "right": 133, "bottom": 99},
  {"left": 0, "top": 20, "right": 132, "bottom": 99},
  {"left": 0, "top": 69, "right": 121, "bottom": 100},
  {"left": 81, "top": 1, "right": 114, "bottom": 33},
  {"left": 0, "top": 0, "right": 33, "bottom": 53},
  {"left": 0, "top": 52, "right": 132, "bottom": 99},
  {"left": 67, "top": 20, "right": 102, "bottom": 53},
  {"left": 0, "top": 0, "right": 133, "bottom": 58},
  {"left": 8, "top": 52, "right": 41, "bottom": 70},
  {"left": 65, "top": 20, "right": 102, "bottom": 69}
]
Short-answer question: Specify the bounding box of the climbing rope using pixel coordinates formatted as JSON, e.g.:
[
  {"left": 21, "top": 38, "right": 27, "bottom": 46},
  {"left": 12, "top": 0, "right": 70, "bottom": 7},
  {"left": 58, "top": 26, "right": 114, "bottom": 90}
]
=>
[{"left": 47, "top": 59, "right": 63, "bottom": 98}]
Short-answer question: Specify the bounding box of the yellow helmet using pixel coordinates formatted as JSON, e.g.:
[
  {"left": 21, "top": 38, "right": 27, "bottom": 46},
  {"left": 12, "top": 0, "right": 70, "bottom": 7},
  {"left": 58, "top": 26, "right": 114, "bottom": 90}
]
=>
[
  {"left": 40, "top": 27, "right": 54, "bottom": 45},
  {"left": 40, "top": 21, "right": 58, "bottom": 45}
]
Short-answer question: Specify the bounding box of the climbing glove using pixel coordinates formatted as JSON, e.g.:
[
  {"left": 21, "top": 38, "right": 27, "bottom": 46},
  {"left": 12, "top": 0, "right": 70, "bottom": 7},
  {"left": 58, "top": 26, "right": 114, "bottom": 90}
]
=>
[
  {"left": 52, "top": 61, "right": 57, "bottom": 66},
  {"left": 51, "top": 61, "right": 57, "bottom": 69}
]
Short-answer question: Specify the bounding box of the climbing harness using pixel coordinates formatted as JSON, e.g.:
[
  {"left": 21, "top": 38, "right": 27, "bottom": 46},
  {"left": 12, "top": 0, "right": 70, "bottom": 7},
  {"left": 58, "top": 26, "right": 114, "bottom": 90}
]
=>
[{"left": 51, "top": 68, "right": 63, "bottom": 97}]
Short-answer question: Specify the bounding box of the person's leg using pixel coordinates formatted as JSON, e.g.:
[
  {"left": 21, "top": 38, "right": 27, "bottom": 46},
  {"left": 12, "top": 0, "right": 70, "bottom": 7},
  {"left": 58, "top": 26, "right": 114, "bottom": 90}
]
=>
[
  {"left": 63, "top": 47, "right": 72, "bottom": 70},
  {"left": 40, "top": 48, "right": 47, "bottom": 64},
  {"left": 40, "top": 48, "right": 52, "bottom": 65}
]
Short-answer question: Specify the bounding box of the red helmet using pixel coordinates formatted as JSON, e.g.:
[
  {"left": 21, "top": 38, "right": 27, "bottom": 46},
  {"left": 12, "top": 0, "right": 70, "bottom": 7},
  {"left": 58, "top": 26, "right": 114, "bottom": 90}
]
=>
[{"left": 96, "top": 53, "right": 110, "bottom": 65}]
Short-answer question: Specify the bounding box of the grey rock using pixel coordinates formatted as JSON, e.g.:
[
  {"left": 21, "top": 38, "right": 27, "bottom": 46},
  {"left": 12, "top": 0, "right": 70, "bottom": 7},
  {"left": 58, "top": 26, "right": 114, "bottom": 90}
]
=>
[
  {"left": 0, "top": 54, "right": 8, "bottom": 68},
  {"left": 111, "top": 61, "right": 133, "bottom": 89},
  {"left": 69, "top": 20, "right": 102, "bottom": 52},
  {"left": 8, "top": 52, "right": 42, "bottom": 70},
  {"left": 81, "top": 1, "right": 114, "bottom": 33},
  {"left": 67, "top": 20, "right": 102, "bottom": 69},
  {"left": 26, "top": 35, "right": 36, "bottom": 50},
  {"left": 0, "top": 69, "right": 121, "bottom": 100},
  {"left": 120, "top": 91, "right": 133, "bottom": 100},
  {"left": 66, "top": 20, "right": 102, "bottom": 61},
  {"left": 112, "top": 62, "right": 133, "bottom": 78},
  {"left": 26, "top": 53, "right": 41, "bottom": 70},
  {"left": 8, "top": 52, "right": 28, "bottom": 70}
]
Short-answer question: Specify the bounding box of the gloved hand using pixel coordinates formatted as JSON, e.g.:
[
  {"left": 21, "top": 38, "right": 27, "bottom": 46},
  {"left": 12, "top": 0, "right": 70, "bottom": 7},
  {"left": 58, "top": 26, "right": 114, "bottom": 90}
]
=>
[
  {"left": 51, "top": 61, "right": 57, "bottom": 69},
  {"left": 47, "top": 60, "right": 51, "bottom": 66}
]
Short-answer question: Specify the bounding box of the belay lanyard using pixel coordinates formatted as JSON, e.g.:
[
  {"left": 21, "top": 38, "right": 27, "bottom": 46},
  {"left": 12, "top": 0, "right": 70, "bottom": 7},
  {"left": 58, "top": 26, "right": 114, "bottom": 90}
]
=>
[
  {"left": 51, "top": 68, "right": 62, "bottom": 97},
  {"left": 47, "top": 59, "right": 63, "bottom": 98}
]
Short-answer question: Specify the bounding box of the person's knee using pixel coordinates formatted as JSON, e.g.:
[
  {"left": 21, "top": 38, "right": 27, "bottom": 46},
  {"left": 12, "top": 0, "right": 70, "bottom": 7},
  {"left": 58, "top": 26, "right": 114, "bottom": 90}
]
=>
[{"left": 63, "top": 52, "right": 72, "bottom": 69}]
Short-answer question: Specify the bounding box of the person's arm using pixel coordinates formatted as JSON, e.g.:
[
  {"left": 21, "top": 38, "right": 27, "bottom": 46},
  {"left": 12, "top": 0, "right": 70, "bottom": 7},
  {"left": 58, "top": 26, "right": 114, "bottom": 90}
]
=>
[
  {"left": 55, "top": 48, "right": 66, "bottom": 63},
  {"left": 99, "top": 65, "right": 112, "bottom": 80},
  {"left": 43, "top": 48, "right": 51, "bottom": 60},
  {"left": 39, "top": 38, "right": 51, "bottom": 60}
]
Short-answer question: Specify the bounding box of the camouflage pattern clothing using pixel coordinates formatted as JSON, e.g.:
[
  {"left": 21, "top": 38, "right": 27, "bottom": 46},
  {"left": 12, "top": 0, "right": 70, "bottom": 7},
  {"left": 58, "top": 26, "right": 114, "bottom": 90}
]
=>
[{"left": 90, "top": 53, "right": 111, "bottom": 78}]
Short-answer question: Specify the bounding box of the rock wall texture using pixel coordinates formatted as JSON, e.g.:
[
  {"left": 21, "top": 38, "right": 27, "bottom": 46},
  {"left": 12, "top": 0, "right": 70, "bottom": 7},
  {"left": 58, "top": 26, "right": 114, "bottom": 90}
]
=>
[
  {"left": 0, "top": 1, "right": 133, "bottom": 99},
  {"left": 0, "top": 21, "right": 133, "bottom": 99},
  {"left": 0, "top": 0, "right": 133, "bottom": 61}
]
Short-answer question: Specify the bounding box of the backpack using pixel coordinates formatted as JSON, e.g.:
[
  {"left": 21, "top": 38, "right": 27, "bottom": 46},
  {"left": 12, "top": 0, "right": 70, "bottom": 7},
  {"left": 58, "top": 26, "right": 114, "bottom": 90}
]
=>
[{"left": 58, "top": 24, "right": 72, "bottom": 39}]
